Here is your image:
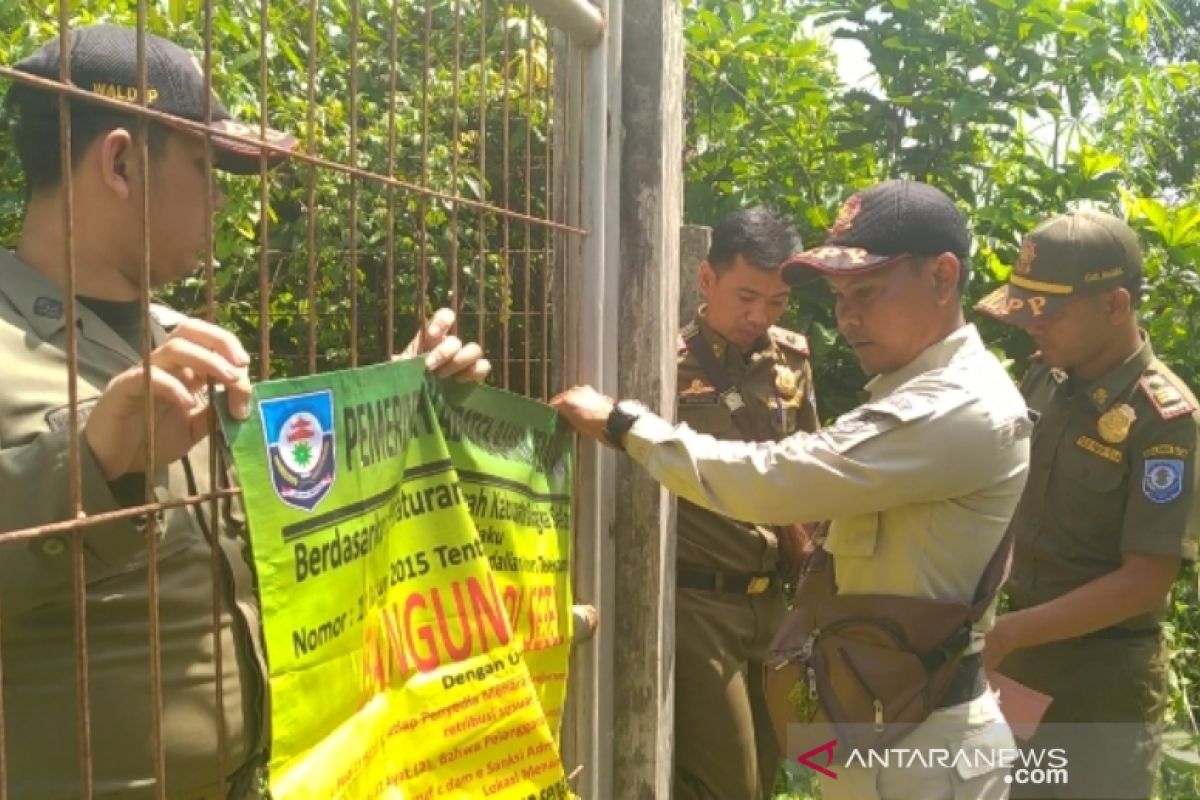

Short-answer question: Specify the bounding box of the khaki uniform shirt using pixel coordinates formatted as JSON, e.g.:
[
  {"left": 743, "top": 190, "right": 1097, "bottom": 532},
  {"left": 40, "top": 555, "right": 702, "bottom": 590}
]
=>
[
  {"left": 628, "top": 325, "right": 1031, "bottom": 640},
  {"left": 0, "top": 250, "right": 267, "bottom": 798},
  {"left": 675, "top": 313, "right": 817, "bottom": 573},
  {"left": 1006, "top": 338, "right": 1200, "bottom": 631}
]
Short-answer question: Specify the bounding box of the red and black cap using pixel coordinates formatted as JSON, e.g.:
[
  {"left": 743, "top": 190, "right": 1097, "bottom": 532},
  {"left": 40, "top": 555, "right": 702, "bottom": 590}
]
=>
[
  {"left": 7, "top": 24, "right": 297, "bottom": 174},
  {"left": 781, "top": 179, "right": 970, "bottom": 284}
]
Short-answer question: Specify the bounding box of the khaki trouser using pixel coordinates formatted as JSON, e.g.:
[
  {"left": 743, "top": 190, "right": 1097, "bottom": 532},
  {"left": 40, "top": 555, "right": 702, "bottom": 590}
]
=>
[
  {"left": 998, "top": 635, "right": 1168, "bottom": 800},
  {"left": 816, "top": 689, "right": 1014, "bottom": 800},
  {"left": 673, "top": 585, "right": 787, "bottom": 800}
]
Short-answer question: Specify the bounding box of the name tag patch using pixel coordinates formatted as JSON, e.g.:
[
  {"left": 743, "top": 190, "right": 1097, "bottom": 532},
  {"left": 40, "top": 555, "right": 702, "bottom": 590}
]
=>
[{"left": 1076, "top": 435, "right": 1122, "bottom": 463}]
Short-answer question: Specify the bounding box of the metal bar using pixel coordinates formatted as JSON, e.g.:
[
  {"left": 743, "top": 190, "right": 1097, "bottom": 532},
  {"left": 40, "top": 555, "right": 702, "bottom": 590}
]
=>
[
  {"left": 527, "top": 0, "right": 605, "bottom": 47},
  {"left": 450, "top": 0, "right": 462, "bottom": 320},
  {"left": 202, "top": 2, "right": 228, "bottom": 786},
  {"left": 385, "top": 0, "right": 399, "bottom": 359},
  {"left": 562, "top": 0, "right": 619, "bottom": 792},
  {"left": 0, "top": 69, "right": 587, "bottom": 236},
  {"left": 3, "top": 488, "right": 243, "bottom": 543},
  {"left": 305, "top": 0, "right": 320, "bottom": 374},
  {"left": 258, "top": 0, "right": 273, "bottom": 380},
  {"left": 541, "top": 33, "right": 554, "bottom": 399},
  {"left": 133, "top": 8, "right": 168, "bottom": 796},
  {"left": 349, "top": 0, "right": 360, "bottom": 367},
  {"left": 50, "top": 7, "right": 93, "bottom": 797},
  {"left": 524, "top": 6, "right": 535, "bottom": 395},
  {"left": 476, "top": 0, "right": 488, "bottom": 347},
  {"left": 501, "top": 3, "right": 512, "bottom": 389},
  {"left": 418, "top": 0, "right": 433, "bottom": 331}
]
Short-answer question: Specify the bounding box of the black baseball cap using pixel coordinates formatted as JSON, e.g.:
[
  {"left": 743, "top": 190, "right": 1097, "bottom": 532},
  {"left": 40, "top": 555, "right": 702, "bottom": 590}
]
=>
[
  {"left": 7, "top": 24, "right": 297, "bottom": 174},
  {"left": 781, "top": 179, "right": 970, "bottom": 284},
  {"left": 976, "top": 210, "right": 1142, "bottom": 326}
]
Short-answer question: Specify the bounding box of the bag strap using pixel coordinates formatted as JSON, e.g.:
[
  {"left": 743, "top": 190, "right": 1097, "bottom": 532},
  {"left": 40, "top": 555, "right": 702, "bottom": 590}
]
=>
[
  {"left": 805, "top": 523, "right": 1015, "bottom": 671},
  {"left": 682, "top": 324, "right": 774, "bottom": 442}
]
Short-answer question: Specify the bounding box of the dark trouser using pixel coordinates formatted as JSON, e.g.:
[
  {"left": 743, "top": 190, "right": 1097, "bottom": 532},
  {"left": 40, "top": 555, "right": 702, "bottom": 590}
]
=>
[
  {"left": 673, "top": 585, "right": 787, "bottom": 800},
  {"left": 998, "top": 634, "right": 1167, "bottom": 800}
]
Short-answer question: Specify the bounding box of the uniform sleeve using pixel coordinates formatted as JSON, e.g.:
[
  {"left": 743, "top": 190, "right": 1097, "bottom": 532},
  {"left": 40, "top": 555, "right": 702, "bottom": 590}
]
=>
[
  {"left": 625, "top": 380, "right": 1030, "bottom": 525},
  {"left": 0, "top": 429, "right": 146, "bottom": 614},
  {"left": 1121, "top": 415, "right": 1200, "bottom": 561}
]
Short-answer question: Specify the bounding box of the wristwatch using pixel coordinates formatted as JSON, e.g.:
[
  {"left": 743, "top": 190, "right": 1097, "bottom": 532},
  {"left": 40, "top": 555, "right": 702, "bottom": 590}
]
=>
[{"left": 603, "top": 400, "right": 647, "bottom": 451}]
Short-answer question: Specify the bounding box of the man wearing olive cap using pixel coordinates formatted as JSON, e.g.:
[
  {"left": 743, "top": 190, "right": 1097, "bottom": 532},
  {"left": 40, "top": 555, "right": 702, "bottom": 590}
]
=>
[
  {"left": 978, "top": 210, "right": 1200, "bottom": 800},
  {"left": 1, "top": 24, "right": 488, "bottom": 798},
  {"left": 553, "top": 179, "right": 1030, "bottom": 799}
]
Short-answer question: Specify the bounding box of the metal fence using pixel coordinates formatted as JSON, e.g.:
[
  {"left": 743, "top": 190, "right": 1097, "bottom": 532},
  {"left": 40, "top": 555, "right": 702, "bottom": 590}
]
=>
[{"left": 0, "top": 0, "right": 630, "bottom": 797}]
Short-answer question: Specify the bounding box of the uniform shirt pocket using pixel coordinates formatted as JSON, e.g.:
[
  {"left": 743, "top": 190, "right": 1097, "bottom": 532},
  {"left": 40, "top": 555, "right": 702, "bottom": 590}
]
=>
[
  {"left": 1051, "top": 449, "right": 1127, "bottom": 556},
  {"left": 825, "top": 512, "right": 879, "bottom": 559},
  {"left": 677, "top": 395, "right": 735, "bottom": 439}
]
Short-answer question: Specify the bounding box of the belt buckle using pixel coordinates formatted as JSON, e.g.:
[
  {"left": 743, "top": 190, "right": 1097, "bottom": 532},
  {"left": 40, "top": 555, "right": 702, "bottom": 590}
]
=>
[{"left": 746, "top": 576, "right": 770, "bottom": 595}]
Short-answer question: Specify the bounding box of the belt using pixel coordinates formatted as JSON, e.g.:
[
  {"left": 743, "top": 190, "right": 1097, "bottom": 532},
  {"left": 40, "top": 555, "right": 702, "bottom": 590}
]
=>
[
  {"left": 677, "top": 565, "right": 776, "bottom": 595},
  {"left": 936, "top": 652, "right": 987, "bottom": 709}
]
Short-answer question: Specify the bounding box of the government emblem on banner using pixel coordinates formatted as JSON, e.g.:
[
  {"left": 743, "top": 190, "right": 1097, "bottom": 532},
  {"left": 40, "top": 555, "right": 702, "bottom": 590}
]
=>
[{"left": 259, "top": 390, "right": 337, "bottom": 512}]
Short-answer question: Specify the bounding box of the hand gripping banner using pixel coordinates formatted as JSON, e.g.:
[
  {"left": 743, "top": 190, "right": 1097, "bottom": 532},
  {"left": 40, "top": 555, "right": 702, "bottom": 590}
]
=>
[{"left": 220, "top": 359, "right": 573, "bottom": 799}]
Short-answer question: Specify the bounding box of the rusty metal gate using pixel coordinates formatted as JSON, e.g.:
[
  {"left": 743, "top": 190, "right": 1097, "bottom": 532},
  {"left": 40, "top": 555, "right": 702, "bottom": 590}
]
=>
[{"left": 0, "top": 0, "right": 645, "bottom": 797}]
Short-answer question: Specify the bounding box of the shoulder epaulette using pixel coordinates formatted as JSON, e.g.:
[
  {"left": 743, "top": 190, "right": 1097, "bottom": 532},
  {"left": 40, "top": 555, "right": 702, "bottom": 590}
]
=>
[
  {"left": 679, "top": 321, "right": 699, "bottom": 353},
  {"left": 768, "top": 326, "right": 809, "bottom": 357},
  {"left": 1139, "top": 371, "right": 1197, "bottom": 421}
]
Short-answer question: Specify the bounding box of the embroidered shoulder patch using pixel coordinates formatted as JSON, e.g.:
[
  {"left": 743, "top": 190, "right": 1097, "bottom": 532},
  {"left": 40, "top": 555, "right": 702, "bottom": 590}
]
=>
[
  {"left": 1139, "top": 373, "right": 1196, "bottom": 421},
  {"left": 45, "top": 398, "right": 99, "bottom": 433},
  {"left": 1143, "top": 459, "right": 1184, "bottom": 504},
  {"left": 769, "top": 326, "right": 809, "bottom": 357}
]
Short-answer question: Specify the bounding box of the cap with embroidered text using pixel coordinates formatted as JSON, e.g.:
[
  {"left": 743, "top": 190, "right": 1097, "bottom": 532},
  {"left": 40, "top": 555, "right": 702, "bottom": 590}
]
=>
[
  {"left": 976, "top": 210, "right": 1142, "bottom": 326},
  {"left": 781, "top": 179, "right": 970, "bottom": 284},
  {"left": 7, "top": 24, "right": 297, "bottom": 174}
]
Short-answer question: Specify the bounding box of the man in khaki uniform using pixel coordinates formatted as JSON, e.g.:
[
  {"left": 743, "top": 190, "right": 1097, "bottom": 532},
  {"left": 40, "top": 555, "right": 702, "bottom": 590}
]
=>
[
  {"left": 978, "top": 211, "right": 1199, "bottom": 799},
  {"left": 673, "top": 207, "right": 817, "bottom": 800},
  {"left": 553, "top": 180, "right": 1031, "bottom": 800},
  {"left": 1, "top": 25, "right": 488, "bottom": 799}
]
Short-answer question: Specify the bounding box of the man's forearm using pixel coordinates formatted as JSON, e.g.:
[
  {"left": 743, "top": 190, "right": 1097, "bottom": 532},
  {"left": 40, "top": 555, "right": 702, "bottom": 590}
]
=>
[{"left": 998, "top": 556, "right": 1180, "bottom": 651}]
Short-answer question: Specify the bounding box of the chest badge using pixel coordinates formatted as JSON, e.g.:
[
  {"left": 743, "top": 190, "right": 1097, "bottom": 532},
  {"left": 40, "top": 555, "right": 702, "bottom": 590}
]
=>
[
  {"left": 1097, "top": 403, "right": 1136, "bottom": 444},
  {"left": 774, "top": 364, "right": 799, "bottom": 400}
]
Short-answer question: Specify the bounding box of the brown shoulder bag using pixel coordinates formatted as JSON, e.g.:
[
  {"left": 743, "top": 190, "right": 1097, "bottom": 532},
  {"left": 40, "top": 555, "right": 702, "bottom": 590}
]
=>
[{"left": 764, "top": 527, "right": 1012, "bottom": 752}]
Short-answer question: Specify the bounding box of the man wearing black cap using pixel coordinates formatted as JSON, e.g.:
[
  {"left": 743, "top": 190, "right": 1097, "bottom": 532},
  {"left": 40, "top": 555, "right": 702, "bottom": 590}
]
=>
[
  {"left": 978, "top": 211, "right": 1200, "bottom": 799},
  {"left": 671, "top": 207, "right": 817, "bottom": 800},
  {"left": 1, "top": 24, "right": 488, "bottom": 799},
  {"left": 553, "top": 179, "right": 1030, "bottom": 799}
]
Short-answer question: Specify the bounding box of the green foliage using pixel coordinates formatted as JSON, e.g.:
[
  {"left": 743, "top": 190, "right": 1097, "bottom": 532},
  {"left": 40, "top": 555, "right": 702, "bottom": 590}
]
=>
[
  {"left": 0, "top": 0, "right": 554, "bottom": 394},
  {"left": 682, "top": 1, "right": 1200, "bottom": 796}
]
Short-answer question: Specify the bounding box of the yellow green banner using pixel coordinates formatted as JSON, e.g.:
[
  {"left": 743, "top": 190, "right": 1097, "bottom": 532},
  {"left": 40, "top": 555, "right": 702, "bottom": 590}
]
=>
[{"left": 221, "top": 359, "right": 573, "bottom": 799}]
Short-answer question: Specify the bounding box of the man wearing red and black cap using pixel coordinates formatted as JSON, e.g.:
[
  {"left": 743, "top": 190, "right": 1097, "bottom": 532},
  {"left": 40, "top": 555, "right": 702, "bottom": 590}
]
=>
[
  {"left": 553, "top": 179, "right": 1030, "bottom": 799},
  {"left": 0, "top": 24, "right": 488, "bottom": 799},
  {"left": 978, "top": 211, "right": 1200, "bottom": 799}
]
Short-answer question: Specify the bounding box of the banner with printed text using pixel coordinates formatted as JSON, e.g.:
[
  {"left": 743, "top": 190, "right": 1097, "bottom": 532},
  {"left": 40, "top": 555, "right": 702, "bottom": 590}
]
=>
[
  {"left": 220, "top": 359, "right": 574, "bottom": 800},
  {"left": 428, "top": 380, "right": 574, "bottom": 741}
]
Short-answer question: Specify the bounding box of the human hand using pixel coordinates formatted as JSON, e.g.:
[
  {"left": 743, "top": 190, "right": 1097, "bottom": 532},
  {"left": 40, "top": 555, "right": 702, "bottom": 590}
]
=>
[
  {"left": 983, "top": 615, "right": 1016, "bottom": 673},
  {"left": 777, "top": 522, "right": 822, "bottom": 583},
  {"left": 548, "top": 385, "right": 615, "bottom": 445},
  {"left": 85, "top": 318, "right": 251, "bottom": 481},
  {"left": 397, "top": 307, "right": 491, "bottom": 383}
]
